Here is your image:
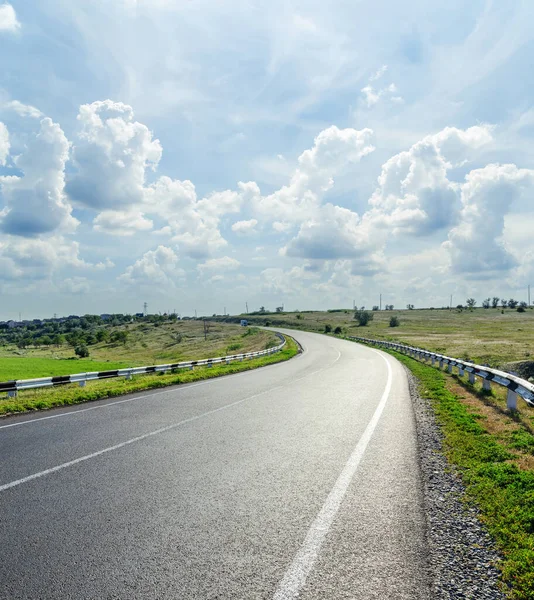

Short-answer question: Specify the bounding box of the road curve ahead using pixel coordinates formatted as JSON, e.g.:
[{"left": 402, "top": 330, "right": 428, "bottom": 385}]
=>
[{"left": 0, "top": 329, "right": 430, "bottom": 599}]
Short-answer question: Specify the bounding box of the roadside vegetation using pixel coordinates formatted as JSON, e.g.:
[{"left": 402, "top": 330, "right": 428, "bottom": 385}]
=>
[
  {"left": 371, "top": 347, "right": 534, "bottom": 599},
  {"left": 0, "top": 336, "right": 298, "bottom": 416},
  {"left": 0, "top": 319, "right": 279, "bottom": 379}
]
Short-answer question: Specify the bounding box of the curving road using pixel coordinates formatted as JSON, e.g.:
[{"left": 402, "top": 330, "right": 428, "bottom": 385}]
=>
[{"left": 0, "top": 329, "right": 430, "bottom": 599}]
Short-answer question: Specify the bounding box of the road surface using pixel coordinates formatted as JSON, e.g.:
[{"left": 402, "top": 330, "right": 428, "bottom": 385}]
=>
[{"left": 0, "top": 329, "right": 430, "bottom": 599}]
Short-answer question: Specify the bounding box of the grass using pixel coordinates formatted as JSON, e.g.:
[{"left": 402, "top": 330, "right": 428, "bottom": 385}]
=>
[
  {"left": 0, "top": 336, "right": 298, "bottom": 417},
  {"left": 235, "top": 307, "right": 534, "bottom": 368},
  {"left": 367, "top": 345, "right": 534, "bottom": 599},
  {"left": 0, "top": 322, "right": 279, "bottom": 379},
  {"left": 0, "top": 357, "right": 130, "bottom": 380}
]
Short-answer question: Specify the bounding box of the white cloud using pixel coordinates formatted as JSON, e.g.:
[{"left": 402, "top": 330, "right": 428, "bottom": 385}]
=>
[
  {"left": 284, "top": 203, "right": 378, "bottom": 261},
  {"left": 93, "top": 209, "right": 153, "bottom": 236},
  {"left": 2, "top": 100, "right": 43, "bottom": 118},
  {"left": 118, "top": 245, "right": 185, "bottom": 287},
  {"left": 444, "top": 164, "right": 534, "bottom": 278},
  {"left": 368, "top": 125, "right": 493, "bottom": 236},
  {"left": 231, "top": 218, "right": 258, "bottom": 235},
  {"left": 0, "top": 117, "right": 78, "bottom": 236},
  {"left": 0, "top": 121, "right": 8, "bottom": 165},
  {"left": 60, "top": 277, "right": 91, "bottom": 295},
  {"left": 370, "top": 65, "right": 388, "bottom": 81},
  {"left": 66, "top": 100, "right": 162, "bottom": 209},
  {"left": 197, "top": 256, "right": 240, "bottom": 274},
  {"left": 360, "top": 66, "right": 403, "bottom": 107},
  {"left": 0, "top": 3, "right": 19, "bottom": 32},
  {"left": 255, "top": 126, "right": 374, "bottom": 221}
]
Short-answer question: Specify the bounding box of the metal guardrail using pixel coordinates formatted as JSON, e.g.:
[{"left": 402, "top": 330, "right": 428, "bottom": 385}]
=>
[
  {"left": 0, "top": 333, "right": 286, "bottom": 397},
  {"left": 350, "top": 336, "right": 534, "bottom": 410}
]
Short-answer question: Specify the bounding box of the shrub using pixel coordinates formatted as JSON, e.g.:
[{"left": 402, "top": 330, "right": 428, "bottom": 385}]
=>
[
  {"left": 517, "top": 306, "right": 526, "bottom": 313},
  {"left": 324, "top": 324, "right": 332, "bottom": 333},
  {"left": 389, "top": 316, "right": 400, "bottom": 327},
  {"left": 74, "top": 344, "right": 89, "bottom": 358},
  {"left": 354, "top": 310, "right": 373, "bottom": 326},
  {"left": 334, "top": 326, "right": 342, "bottom": 334}
]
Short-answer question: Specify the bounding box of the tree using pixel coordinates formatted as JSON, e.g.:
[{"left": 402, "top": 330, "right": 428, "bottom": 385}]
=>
[
  {"left": 406, "top": 304, "right": 414, "bottom": 310},
  {"left": 385, "top": 304, "right": 394, "bottom": 311},
  {"left": 275, "top": 306, "right": 284, "bottom": 313},
  {"left": 466, "top": 298, "right": 476, "bottom": 310},
  {"left": 110, "top": 330, "right": 128, "bottom": 345},
  {"left": 75, "top": 344, "right": 89, "bottom": 358},
  {"left": 372, "top": 305, "right": 379, "bottom": 311},
  {"left": 259, "top": 306, "right": 266, "bottom": 313},
  {"left": 492, "top": 297, "right": 500, "bottom": 308},
  {"left": 501, "top": 299, "right": 508, "bottom": 308},
  {"left": 389, "top": 316, "right": 400, "bottom": 327},
  {"left": 324, "top": 324, "right": 332, "bottom": 333},
  {"left": 334, "top": 326, "right": 342, "bottom": 334},
  {"left": 508, "top": 298, "right": 519, "bottom": 309},
  {"left": 52, "top": 333, "right": 65, "bottom": 347},
  {"left": 96, "top": 329, "right": 109, "bottom": 343},
  {"left": 519, "top": 301, "right": 528, "bottom": 309},
  {"left": 482, "top": 298, "right": 490, "bottom": 309},
  {"left": 354, "top": 309, "right": 374, "bottom": 326}
]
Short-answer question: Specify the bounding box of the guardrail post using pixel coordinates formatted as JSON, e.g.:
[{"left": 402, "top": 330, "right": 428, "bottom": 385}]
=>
[
  {"left": 458, "top": 366, "right": 464, "bottom": 376},
  {"left": 431, "top": 356, "right": 436, "bottom": 366},
  {"left": 507, "top": 389, "right": 518, "bottom": 410},
  {"left": 79, "top": 380, "right": 87, "bottom": 387},
  {"left": 482, "top": 379, "right": 492, "bottom": 392},
  {"left": 439, "top": 359, "right": 444, "bottom": 369},
  {"left": 125, "top": 372, "right": 133, "bottom": 380},
  {"left": 8, "top": 390, "right": 17, "bottom": 398},
  {"left": 468, "top": 372, "right": 475, "bottom": 384},
  {"left": 447, "top": 363, "right": 452, "bottom": 373}
]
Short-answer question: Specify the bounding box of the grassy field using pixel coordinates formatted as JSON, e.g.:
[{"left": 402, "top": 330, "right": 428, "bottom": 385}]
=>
[
  {"left": 0, "top": 321, "right": 279, "bottom": 380},
  {"left": 0, "top": 336, "right": 298, "bottom": 416},
  {"left": 237, "top": 308, "right": 534, "bottom": 368},
  {"left": 380, "top": 347, "right": 534, "bottom": 599}
]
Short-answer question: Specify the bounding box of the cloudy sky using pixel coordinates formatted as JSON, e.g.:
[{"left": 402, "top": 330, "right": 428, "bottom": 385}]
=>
[{"left": 1, "top": 0, "right": 534, "bottom": 319}]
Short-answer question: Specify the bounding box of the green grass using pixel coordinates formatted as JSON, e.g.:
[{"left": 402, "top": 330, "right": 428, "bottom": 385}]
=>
[
  {"left": 0, "top": 336, "right": 298, "bottom": 417},
  {"left": 0, "top": 357, "right": 130, "bottom": 380},
  {"left": 382, "top": 349, "right": 534, "bottom": 599}
]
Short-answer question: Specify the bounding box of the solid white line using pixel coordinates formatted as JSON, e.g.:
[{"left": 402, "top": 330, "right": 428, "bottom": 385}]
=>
[
  {"left": 0, "top": 338, "right": 309, "bottom": 431},
  {"left": 272, "top": 348, "right": 393, "bottom": 600},
  {"left": 0, "top": 347, "right": 342, "bottom": 493}
]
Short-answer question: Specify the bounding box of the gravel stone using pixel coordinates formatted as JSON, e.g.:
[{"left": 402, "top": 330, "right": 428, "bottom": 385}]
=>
[{"left": 406, "top": 368, "right": 506, "bottom": 599}]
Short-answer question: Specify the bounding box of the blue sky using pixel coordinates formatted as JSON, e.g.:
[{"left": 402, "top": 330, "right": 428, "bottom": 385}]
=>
[{"left": 1, "top": 0, "right": 534, "bottom": 319}]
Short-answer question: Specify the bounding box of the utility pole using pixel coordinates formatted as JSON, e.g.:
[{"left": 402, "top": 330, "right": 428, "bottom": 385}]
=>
[
  {"left": 194, "top": 309, "right": 197, "bottom": 319},
  {"left": 224, "top": 306, "right": 226, "bottom": 316},
  {"left": 450, "top": 294, "right": 452, "bottom": 310},
  {"left": 143, "top": 302, "right": 148, "bottom": 316},
  {"left": 529, "top": 285, "right": 531, "bottom": 306},
  {"left": 379, "top": 294, "right": 382, "bottom": 311},
  {"left": 246, "top": 302, "right": 248, "bottom": 314}
]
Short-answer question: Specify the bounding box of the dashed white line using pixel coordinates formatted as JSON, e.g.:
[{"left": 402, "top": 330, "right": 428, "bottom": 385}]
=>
[
  {"left": 0, "top": 347, "right": 341, "bottom": 493},
  {"left": 273, "top": 348, "right": 393, "bottom": 600}
]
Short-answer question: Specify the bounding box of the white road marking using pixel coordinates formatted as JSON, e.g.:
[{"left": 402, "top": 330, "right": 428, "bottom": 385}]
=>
[
  {"left": 0, "top": 337, "right": 310, "bottom": 431},
  {"left": 0, "top": 348, "right": 342, "bottom": 493},
  {"left": 273, "top": 348, "right": 393, "bottom": 600}
]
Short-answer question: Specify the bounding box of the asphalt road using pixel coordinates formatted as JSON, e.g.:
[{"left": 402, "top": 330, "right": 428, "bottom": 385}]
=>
[{"left": 0, "top": 329, "right": 430, "bottom": 599}]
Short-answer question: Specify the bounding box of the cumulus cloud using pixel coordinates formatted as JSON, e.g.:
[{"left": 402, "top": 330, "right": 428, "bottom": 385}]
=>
[
  {"left": 59, "top": 277, "right": 91, "bottom": 294},
  {"left": 368, "top": 125, "right": 493, "bottom": 236},
  {"left": 118, "top": 245, "right": 185, "bottom": 287},
  {"left": 93, "top": 209, "right": 153, "bottom": 236},
  {"left": 0, "top": 237, "right": 93, "bottom": 281},
  {"left": 231, "top": 218, "right": 258, "bottom": 235},
  {"left": 0, "top": 3, "right": 19, "bottom": 32},
  {"left": 284, "top": 204, "right": 377, "bottom": 260},
  {"left": 444, "top": 164, "right": 534, "bottom": 278},
  {"left": 0, "top": 117, "right": 78, "bottom": 236},
  {"left": 197, "top": 256, "right": 240, "bottom": 274},
  {"left": 255, "top": 126, "right": 374, "bottom": 221},
  {"left": 66, "top": 100, "right": 162, "bottom": 209},
  {"left": 0, "top": 121, "right": 8, "bottom": 165}
]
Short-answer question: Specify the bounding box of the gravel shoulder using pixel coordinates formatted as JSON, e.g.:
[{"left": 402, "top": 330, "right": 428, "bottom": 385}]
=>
[{"left": 407, "top": 367, "right": 506, "bottom": 599}]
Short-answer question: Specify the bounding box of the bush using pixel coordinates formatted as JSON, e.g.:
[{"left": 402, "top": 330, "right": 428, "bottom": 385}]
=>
[
  {"left": 517, "top": 306, "right": 526, "bottom": 313},
  {"left": 389, "top": 316, "right": 400, "bottom": 327},
  {"left": 334, "top": 326, "right": 342, "bottom": 334},
  {"left": 324, "top": 324, "right": 332, "bottom": 333},
  {"left": 74, "top": 344, "right": 89, "bottom": 358},
  {"left": 354, "top": 310, "right": 373, "bottom": 326}
]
